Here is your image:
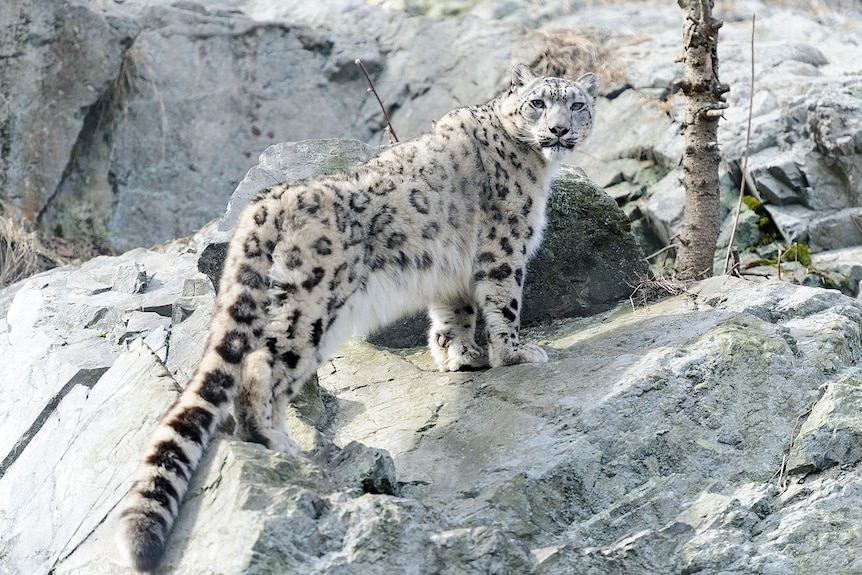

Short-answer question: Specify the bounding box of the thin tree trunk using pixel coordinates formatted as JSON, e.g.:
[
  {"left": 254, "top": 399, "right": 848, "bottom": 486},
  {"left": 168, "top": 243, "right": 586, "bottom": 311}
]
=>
[{"left": 674, "top": 0, "right": 727, "bottom": 280}]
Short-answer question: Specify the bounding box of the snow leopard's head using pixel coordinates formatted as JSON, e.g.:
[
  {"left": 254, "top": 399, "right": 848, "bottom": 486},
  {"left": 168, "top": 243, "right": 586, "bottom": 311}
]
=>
[{"left": 504, "top": 64, "right": 598, "bottom": 162}]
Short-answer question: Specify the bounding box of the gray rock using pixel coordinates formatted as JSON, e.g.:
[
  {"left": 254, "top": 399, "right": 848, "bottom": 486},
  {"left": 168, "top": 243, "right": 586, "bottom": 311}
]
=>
[
  {"left": 745, "top": 147, "right": 808, "bottom": 206},
  {"left": 3, "top": 238, "right": 862, "bottom": 574},
  {"left": 219, "top": 139, "right": 382, "bottom": 233},
  {"left": 94, "top": 13, "right": 382, "bottom": 251},
  {"left": 764, "top": 203, "right": 812, "bottom": 245},
  {"left": 3, "top": 0, "right": 384, "bottom": 249},
  {"left": 787, "top": 370, "right": 862, "bottom": 474},
  {"left": 568, "top": 89, "right": 682, "bottom": 176},
  {"left": 0, "top": 338, "right": 180, "bottom": 575},
  {"left": 522, "top": 166, "right": 648, "bottom": 323},
  {"left": 167, "top": 276, "right": 217, "bottom": 386},
  {"left": 0, "top": 0, "right": 137, "bottom": 224},
  {"left": 766, "top": 204, "right": 862, "bottom": 253},
  {"left": 809, "top": 85, "right": 862, "bottom": 159},
  {"left": 812, "top": 246, "right": 862, "bottom": 298},
  {"left": 800, "top": 143, "right": 859, "bottom": 212},
  {"left": 324, "top": 440, "right": 399, "bottom": 496},
  {"left": 808, "top": 207, "right": 862, "bottom": 252},
  {"left": 643, "top": 169, "right": 685, "bottom": 246}
]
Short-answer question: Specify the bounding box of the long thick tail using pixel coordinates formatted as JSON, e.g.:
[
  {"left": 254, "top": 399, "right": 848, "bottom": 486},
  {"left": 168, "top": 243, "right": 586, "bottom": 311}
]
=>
[
  {"left": 116, "top": 351, "right": 241, "bottom": 571},
  {"left": 117, "top": 194, "right": 280, "bottom": 571}
]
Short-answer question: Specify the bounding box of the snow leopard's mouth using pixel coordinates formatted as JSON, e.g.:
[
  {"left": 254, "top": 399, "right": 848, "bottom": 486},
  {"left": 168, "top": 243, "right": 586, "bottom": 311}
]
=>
[
  {"left": 539, "top": 137, "right": 576, "bottom": 151},
  {"left": 541, "top": 142, "right": 575, "bottom": 161},
  {"left": 541, "top": 141, "right": 576, "bottom": 158}
]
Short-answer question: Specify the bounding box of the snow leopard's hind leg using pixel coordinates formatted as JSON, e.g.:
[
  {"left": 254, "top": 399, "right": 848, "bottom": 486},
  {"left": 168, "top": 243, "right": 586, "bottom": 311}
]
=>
[
  {"left": 234, "top": 347, "right": 315, "bottom": 455},
  {"left": 234, "top": 290, "right": 337, "bottom": 455}
]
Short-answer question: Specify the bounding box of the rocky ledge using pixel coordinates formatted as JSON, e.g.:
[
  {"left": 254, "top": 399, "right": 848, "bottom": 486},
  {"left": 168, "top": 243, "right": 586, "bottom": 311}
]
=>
[{"left": 1, "top": 224, "right": 861, "bottom": 573}]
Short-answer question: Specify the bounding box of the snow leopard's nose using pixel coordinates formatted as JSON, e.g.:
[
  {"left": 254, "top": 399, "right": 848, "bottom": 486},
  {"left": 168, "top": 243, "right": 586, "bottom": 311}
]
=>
[{"left": 550, "top": 125, "right": 569, "bottom": 137}]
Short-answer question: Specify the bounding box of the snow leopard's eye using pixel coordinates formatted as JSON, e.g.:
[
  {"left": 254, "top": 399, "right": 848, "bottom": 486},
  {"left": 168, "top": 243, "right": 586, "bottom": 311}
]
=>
[
  {"left": 571, "top": 101, "right": 586, "bottom": 112},
  {"left": 530, "top": 99, "right": 545, "bottom": 109}
]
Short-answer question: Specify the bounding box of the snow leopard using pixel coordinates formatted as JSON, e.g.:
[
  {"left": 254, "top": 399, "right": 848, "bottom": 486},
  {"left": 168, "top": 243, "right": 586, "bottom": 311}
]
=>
[{"left": 117, "top": 64, "right": 597, "bottom": 571}]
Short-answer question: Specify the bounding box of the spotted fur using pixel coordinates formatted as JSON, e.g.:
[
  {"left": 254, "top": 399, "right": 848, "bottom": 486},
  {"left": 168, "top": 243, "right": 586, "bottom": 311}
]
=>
[{"left": 117, "top": 64, "right": 597, "bottom": 571}]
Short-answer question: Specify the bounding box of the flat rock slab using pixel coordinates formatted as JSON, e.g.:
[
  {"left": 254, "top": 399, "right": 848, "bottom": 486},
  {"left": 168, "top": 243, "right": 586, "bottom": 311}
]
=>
[{"left": 4, "top": 251, "right": 860, "bottom": 573}]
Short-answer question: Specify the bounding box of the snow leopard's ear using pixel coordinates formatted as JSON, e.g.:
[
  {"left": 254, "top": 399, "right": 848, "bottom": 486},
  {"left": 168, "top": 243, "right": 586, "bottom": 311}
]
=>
[
  {"left": 576, "top": 73, "right": 599, "bottom": 101},
  {"left": 511, "top": 64, "right": 537, "bottom": 90}
]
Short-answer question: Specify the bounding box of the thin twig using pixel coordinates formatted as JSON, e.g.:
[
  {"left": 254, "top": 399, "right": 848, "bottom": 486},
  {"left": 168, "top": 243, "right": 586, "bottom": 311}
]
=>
[
  {"left": 645, "top": 244, "right": 676, "bottom": 261},
  {"left": 355, "top": 58, "right": 399, "bottom": 144},
  {"left": 645, "top": 236, "right": 682, "bottom": 261},
  {"left": 777, "top": 247, "right": 783, "bottom": 281},
  {"left": 777, "top": 402, "right": 814, "bottom": 492},
  {"left": 727, "top": 246, "right": 741, "bottom": 277},
  {"left": 723, "top": 14, "right": 756, "bottom": 275}
]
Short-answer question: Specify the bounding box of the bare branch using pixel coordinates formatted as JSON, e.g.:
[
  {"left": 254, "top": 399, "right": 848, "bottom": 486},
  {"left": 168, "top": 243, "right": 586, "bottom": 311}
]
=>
[
  {"left": 776, "top": 402, "right": 815, "bottom": 492},
  {"left": 723, "top": 14, "right": 757, "bottom": 275},
  {"left": 355, "top": 58, "right": 399, "bottom": 144}
]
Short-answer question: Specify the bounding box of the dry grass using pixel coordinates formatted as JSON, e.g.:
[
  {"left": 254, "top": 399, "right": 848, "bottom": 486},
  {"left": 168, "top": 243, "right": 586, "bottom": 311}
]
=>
[
  {"left": 627, "top": 273, "right": 692, "bottom": 309},
  {"left": 766, "top": 0, "right": 861, "bottom": 19},
  {"left": 0, "top": 208, "right": 115, "bottom": 288},
  {"left": 529, "top": 29, "right": 625, "bottom": 89},
  {"left": 0, "top": 216, "right": 45, "bottom": 287}
]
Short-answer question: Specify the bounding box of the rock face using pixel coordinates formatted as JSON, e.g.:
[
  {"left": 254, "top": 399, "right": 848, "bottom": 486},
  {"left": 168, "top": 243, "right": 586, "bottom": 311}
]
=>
[
  {"left": 2, "top": 236, "right": 862, "bottom": 573},
  {"left": 42, "top": 6, "right": 383, "bottom": 250},
  {"left": 9, "top": 0, "right": 859, "bottom": 273},
  {"left": 0, "top": 0, "right": 542, "bottom": 250},
  {"left": 559, "top": 0, "right": 862, "bottom": 284}
]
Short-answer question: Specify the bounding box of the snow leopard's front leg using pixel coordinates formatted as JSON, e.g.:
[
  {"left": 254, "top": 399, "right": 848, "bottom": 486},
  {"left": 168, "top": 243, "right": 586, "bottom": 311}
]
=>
[
  {"left": 428, "top": 301, "right": 489, "bottom": 372},
  {"left": 473, "top": 261, "right": 547, "bottom": 367}
]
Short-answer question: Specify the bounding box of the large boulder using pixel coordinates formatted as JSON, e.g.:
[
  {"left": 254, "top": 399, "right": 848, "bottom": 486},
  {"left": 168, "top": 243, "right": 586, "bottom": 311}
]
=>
[
  {"left": 0, "top": 0, "right": 137, "bottom": 224},
  {"left": 18, "top": 1, "right": 386, "bottom": 251},
  {"left": 0, "top": 0, "right": 550, "bottom": 251},
  {"left": 523, "top": 166, "right": 647, "bottom": 322},
  {"left": 2, "top": 243, "right": 862, "bottom": 573}
]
